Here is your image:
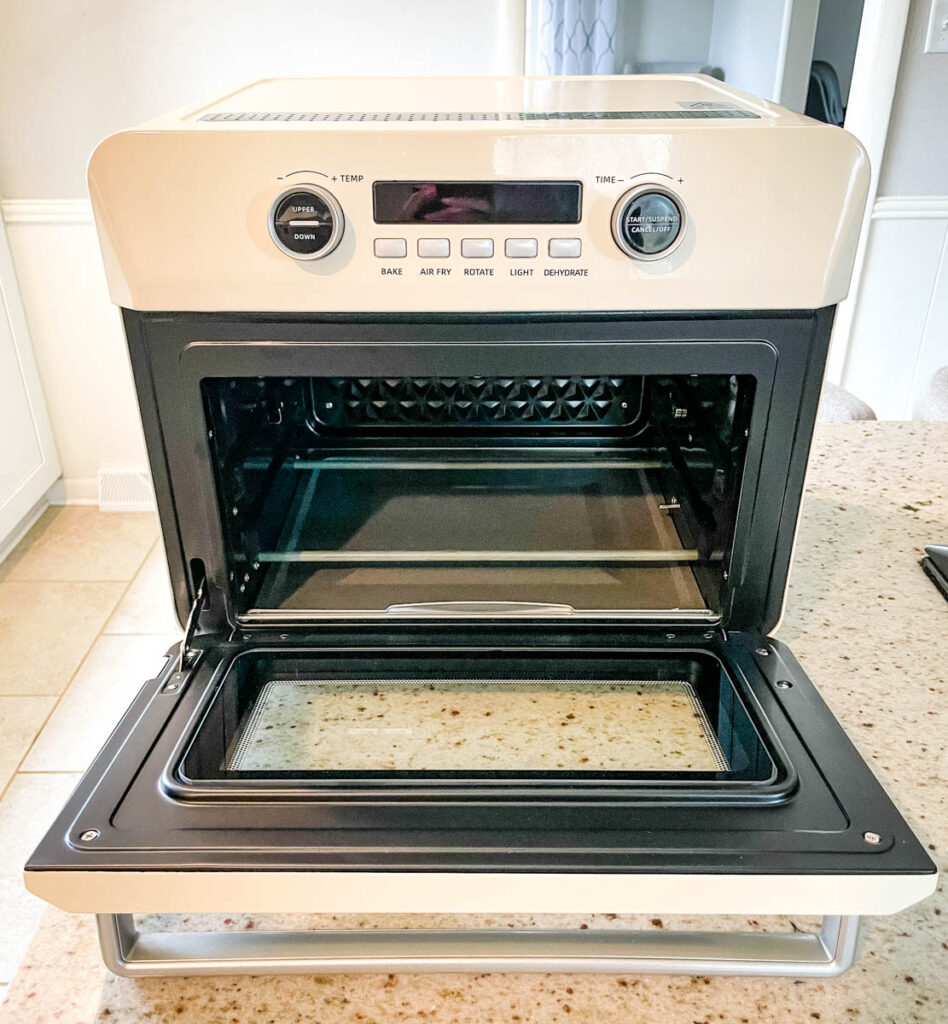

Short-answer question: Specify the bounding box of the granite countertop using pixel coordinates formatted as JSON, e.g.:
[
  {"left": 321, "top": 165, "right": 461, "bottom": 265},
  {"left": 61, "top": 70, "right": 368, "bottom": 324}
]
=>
[{"left": 2, "top": 421, "right": 946, "bottom": 1024}]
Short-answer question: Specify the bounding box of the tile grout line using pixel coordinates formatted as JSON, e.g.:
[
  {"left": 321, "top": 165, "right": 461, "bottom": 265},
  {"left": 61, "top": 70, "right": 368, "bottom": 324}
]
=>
[{"left": 0, "top": 539, "right": 160, "bottom": 805}]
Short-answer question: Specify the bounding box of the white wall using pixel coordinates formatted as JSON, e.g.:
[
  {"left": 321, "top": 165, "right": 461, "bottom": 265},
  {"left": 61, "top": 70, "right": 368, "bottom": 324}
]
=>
[
  {"left": 620, "top": 0, "right": 715, "bottom": 70},
  {"left": 0, "top": 0, "right": 525, "bottom": 501},
  {"left": 878, "top": 0, "right": 948, "bottom": 196},
  {"left": 0, "top": 0, "right": 526, "bottom": 199},
  {"left": 707, "top": 0, "right": 788, "bottom": 101},
  {"left": 619, "top": 0, "right": 815, "bottom": 107},
  {"left": 838, "top": 0, "right": 948, "bottom": 418}
]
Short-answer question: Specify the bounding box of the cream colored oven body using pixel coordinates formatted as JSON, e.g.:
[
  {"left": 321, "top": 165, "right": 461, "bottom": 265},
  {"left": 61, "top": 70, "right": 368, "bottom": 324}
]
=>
[{"left": 87, "top": 75, "right": 868, "bottom": 314}]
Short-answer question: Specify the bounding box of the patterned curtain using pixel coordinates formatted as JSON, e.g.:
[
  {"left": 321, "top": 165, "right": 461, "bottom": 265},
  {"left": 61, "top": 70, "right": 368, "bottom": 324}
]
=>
[{"left": 526, "top": 0, "right": 619, "bottom": 76}]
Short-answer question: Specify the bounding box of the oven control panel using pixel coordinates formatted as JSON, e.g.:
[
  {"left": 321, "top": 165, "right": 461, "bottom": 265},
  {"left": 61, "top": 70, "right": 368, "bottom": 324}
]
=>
[{"left": 267, "top": 179, "right": 689, "bottom": 265}]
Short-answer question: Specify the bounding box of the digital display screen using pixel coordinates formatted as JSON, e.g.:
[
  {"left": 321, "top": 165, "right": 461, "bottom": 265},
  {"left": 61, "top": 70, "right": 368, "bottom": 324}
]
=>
[{"left": 373, "top": 181, "right": 583, "bottom": 224}]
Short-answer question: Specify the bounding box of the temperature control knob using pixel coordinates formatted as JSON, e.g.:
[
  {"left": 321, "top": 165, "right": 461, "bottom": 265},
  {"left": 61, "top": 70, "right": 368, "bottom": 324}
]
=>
[
  {"left": 269, "top": 185, "right": 344, "bottom": 260},
  {"left": 612, "top": 185, "right": 686, "bottom": 260}
]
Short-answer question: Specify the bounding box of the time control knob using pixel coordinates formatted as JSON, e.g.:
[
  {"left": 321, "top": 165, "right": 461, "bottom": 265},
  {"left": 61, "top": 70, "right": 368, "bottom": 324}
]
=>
[
  {"left": 612, "top": 185, "right": 686, "bottom": 260},
  {"left": 269, "top": 185, "right": 344, "bottom": 260}
]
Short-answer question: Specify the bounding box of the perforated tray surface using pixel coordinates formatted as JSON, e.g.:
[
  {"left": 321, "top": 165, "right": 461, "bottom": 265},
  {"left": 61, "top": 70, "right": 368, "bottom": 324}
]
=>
[{"left": 225, "top": 679, "right": 730, "bottom": 774}]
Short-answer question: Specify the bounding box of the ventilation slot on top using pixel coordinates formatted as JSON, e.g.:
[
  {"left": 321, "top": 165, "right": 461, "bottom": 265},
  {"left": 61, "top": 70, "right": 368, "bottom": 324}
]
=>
[{"left": 198, "top": 109, "right": 758, "bottom": 123}]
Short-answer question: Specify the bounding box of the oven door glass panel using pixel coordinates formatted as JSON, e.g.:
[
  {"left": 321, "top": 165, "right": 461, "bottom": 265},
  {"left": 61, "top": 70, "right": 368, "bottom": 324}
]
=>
[
  {"left": 202, "top": 374, "right": 754, "bottom": 620},
  {"left": 177, "top": 651, "right": 777, "bottom": 788}
]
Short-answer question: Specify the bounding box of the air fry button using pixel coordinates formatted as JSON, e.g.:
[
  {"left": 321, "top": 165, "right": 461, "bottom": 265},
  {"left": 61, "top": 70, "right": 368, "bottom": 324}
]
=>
[
  {"left": 612, "top": 186, "right": 685, "bottom": 261},
  {"left": 269, "top": 186, "right": 344, "bottom": 259}
]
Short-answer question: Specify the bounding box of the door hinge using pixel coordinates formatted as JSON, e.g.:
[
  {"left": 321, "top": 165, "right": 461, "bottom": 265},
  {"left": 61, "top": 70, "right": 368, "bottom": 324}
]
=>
[{"left": 178, "top": 575, "right": 208, "bottom": 672}]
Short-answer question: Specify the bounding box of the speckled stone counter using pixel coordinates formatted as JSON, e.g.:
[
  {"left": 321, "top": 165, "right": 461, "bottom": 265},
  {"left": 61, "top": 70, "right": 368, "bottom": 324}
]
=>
[
  {"left": 226, "top": 679, "right": 723, "bottom": 772},
  {"left": 2, "top": 422, "right": 945, "bottom": 1024}
]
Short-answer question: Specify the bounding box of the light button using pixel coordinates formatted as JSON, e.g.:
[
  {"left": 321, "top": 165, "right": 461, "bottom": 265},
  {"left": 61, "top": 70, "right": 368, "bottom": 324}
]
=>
[
  {"left": 374, "top": 238, "right": 407, "bottom": 258},
  {"left": 418, "top": 238, "right": 450, "bottom": 258},
  {"left": 549, "top": 238, "right": 582, "bottom": 258},
  {"left": 461, "top": 238, "right": 494, "bottom": 258},
  {"left": 505, "top": 238, "right": 538, "bottom": 258}
]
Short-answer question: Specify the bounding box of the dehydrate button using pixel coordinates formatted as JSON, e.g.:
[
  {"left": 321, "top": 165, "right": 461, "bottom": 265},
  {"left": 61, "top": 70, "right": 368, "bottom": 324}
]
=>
[{"left": 549, "top": 238, "right": 582, "bottom": 258}]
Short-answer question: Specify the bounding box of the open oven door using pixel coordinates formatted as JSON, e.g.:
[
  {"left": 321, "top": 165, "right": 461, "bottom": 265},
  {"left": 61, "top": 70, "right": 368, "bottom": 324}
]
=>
[{"left": 25, "top": 627, "right": 935, "bottom": 977}]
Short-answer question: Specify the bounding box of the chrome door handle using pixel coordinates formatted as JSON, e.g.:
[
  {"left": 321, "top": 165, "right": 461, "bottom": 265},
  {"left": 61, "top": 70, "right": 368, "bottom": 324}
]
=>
[{"left": 384, "top": 601, "right": 575, "bottom": 616}]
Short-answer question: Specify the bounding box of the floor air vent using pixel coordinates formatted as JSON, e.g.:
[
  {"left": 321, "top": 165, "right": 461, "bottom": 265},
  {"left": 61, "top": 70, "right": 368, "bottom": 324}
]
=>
[{"left": 97, "top": 468, "right": 155, "bottom": 512}]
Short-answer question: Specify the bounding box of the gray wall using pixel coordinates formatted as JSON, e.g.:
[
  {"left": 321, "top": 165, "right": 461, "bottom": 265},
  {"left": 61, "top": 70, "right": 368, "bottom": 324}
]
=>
[
  {"left": 811, "top": 0, "right": 863, "bottom": 103},
  {"left": 879, "top": 0, "right": 948, "bottom": 195},
  {"left": 0, "top": 0, "right": 524, "bottom": 199}
]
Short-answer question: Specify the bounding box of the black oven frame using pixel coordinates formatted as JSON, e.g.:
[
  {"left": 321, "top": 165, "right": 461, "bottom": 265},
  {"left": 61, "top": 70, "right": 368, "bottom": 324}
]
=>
[{"left": 124, "top": 307, "right": 834, "bottom": 636}]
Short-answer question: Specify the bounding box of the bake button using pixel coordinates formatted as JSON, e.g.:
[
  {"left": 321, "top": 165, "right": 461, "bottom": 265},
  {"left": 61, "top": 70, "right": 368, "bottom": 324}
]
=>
[
  {"left": 505, "top": 238, "right": 538, "bottom": 258},
  {"left": 549, "top": 238, "right": 582, "bottom": 258},
  {"left": 417, "top": 238, "right": 450, "bottom": 258},
  {"left": 461, "top": 238, "right": 494, "bottom": 258},
  {"left": 374, "top": 238, "right": 407, "bottom": 258}
]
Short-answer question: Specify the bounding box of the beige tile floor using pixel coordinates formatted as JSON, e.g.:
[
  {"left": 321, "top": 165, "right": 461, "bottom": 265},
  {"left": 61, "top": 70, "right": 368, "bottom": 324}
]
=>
[{"left": 0, "top": 506, "right": 180, "bottom": 994}]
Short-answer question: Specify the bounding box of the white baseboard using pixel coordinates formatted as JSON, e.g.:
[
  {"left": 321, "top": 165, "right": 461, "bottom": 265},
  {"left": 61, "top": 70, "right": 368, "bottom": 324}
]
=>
[
  {"left": 47, "top": 477, "right": 98, "bottom": 506},
  {"left": 0, "top": 199, "right": 93, "bottom": 225},
  {"left": 0, "top": 496, "right": 49, "bottom": 564}
]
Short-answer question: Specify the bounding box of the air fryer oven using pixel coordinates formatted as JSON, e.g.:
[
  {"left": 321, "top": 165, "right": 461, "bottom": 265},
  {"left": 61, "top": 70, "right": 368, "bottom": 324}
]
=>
[{"left": 26, "top": 74, "right": 936, "bottom": 979}]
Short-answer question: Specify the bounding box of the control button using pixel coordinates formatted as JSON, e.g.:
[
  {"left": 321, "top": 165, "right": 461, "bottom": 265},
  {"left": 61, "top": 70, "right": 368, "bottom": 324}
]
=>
[
  {"left": 461, "top": 238, "right": 494, "bottom": 258},
  {"left": 505, "top": 238, "right": 538, "bottom": 258},
  {"left": 549, "top": 238, "right": 582, "bottom": 258},
  {"left": 269, "top": 186, "right": 344, "bottom": 260},
  {"left": 374, "top": 238, "right": 407, "bottom": 258},
  {"left": 612, "top": 186, "right": 685, "bottom": 260},
  {"left": 418, "top": 238, "right": 450, "bottom": 258}
]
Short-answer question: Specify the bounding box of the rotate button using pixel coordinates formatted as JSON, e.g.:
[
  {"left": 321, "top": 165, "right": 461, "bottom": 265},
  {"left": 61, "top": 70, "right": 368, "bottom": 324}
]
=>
[
  {"left": 505, "top": 238, "right": 538, "bottom": 258},
  {"left": 461, "top": 238, "right": 494, "bottom": 258},
  {"left": 549, "top": 238, "right": 582, "bottom": 258},
  {"left": 374, "top": 238, "right": 407, "bottom": 258},
  {"left": 418, "top": 238, "right": 450, "bottom": 258}
]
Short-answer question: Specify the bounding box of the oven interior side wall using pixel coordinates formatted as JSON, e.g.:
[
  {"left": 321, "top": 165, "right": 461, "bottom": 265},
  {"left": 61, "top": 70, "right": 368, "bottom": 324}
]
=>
[{"left": 120, "top": 308, "right": 835, "bottom": 635}]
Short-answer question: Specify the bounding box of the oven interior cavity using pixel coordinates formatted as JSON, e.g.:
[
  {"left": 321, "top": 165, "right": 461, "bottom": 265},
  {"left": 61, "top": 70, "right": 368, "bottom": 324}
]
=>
[{"left": 201, "top": 373, "right": 755, "bottom": 620}]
